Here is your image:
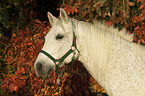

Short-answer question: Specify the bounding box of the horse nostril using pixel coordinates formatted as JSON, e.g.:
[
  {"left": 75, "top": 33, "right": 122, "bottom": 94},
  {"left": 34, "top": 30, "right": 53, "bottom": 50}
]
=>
[{"left": 36, "top": 62, "right": 43, "bottom": 72}]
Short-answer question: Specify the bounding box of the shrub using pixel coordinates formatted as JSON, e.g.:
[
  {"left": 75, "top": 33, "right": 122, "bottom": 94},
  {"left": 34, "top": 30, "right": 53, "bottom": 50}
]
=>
[{"left": 1, "top": 19, "right": 57, "bottom": 95}]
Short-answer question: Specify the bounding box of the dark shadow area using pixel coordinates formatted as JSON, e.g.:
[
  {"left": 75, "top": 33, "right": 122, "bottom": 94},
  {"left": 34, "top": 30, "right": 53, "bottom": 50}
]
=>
[{"left": 34, "top": 0, "right": 60, "bottom": 21}]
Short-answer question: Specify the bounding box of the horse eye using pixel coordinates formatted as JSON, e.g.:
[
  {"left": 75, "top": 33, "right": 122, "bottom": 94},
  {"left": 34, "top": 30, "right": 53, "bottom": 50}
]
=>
[{"left": 56, "top": 34, "right": 64, "bottom": 40}]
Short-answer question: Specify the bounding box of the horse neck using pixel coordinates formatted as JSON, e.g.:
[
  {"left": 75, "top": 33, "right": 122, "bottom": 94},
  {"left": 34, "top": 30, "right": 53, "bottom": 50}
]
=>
[{"left": 73, "top": 19, "right": 114, "bottom": 85}]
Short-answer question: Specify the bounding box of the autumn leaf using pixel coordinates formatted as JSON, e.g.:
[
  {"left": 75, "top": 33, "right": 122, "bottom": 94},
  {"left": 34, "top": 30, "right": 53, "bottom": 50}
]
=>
[
  {"left": 142, "top": 10, "right": 145, "bottom": 17},
  {"left": 24, "top": 66, "right": 29, "bottom": 72},
  {"left": 20, "top": 76, "right": 27, "bottom": 80},
  {"left": 27, "top": 42, "right": 33, "bottom": 45},
  {"left": 105, "top": 21, "right": 112, "bottom": 26},
  {"left": 134, "top": 26, "right": 140, "bottom": 31},
  {"left": 138, "top": 39, "right": 141, "bottom": 43},
  {"left": 15, "top": 70, "right": 21, "bottom": 76},
  {"left": 93, "top": 2, "right": 100, "bottom": 8},
  {"left": 127, "top": 2, "right": 134, "bottom": 6},
  {"left": 34, "top": 19, "right": 42, "bottom": 24},
  {"left": 9, "top": 83, "right": 15, "bottom": 92},
  {"left": 21, "top": 67, "right": 25, "bottom": 74},
  {"left": 141, "top": 39, "right": 145, "bottom": 44},
  {"left": 14, "top": 86, "right": 18, "bottom": 92},
  {"left": 71, "top": 7, "right": 77, "bottom": 14},
  {"left": 8, "top": 50, "right": 13, "bottom": 56},
  {"left": 141, "top": 26, "right": 145, "bottom": 31},
  {"left": 140, "top": 4, "right": 144, "bottom": 9}
]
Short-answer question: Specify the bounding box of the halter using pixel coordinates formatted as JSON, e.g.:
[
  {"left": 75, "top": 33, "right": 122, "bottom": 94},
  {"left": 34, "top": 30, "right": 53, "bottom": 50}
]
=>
[{"left": 39, "top": 23, "right": 80, "bottom": 76}]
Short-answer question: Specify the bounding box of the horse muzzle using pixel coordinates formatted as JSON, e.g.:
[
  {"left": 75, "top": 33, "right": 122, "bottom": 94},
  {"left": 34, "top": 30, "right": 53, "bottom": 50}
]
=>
[{"left": 34, "top": 61, "right": 54, "bottom": 79}]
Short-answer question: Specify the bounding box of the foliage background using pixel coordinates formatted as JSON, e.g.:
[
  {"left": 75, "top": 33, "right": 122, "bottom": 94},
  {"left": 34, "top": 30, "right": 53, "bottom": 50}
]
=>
[{"left": 0, "top": 0, "right": 145, "bottom": 96}]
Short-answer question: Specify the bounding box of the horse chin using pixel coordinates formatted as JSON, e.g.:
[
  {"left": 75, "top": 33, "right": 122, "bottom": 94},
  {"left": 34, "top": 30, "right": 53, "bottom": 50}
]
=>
[
  {"left": 38, "top": 72, "right": 51, "bottom": 79},
  {"left": 36, "top": 67, "right": 54, "bottom": 79}
]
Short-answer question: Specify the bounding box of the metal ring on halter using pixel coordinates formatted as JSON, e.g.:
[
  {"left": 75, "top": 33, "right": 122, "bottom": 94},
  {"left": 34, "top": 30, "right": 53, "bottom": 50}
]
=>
[{"left": 71, "top": 46, "right": 75, "bottom": 51}]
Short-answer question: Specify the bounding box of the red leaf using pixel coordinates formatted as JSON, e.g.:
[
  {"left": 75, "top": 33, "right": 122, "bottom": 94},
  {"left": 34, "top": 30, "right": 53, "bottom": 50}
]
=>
[
  {"left": 137, "top": 0, "right": 140, "bottom": 3},
  {"left": 21, "top": 58, "right": 26, "bottom": 63},
  {"left": 15, "top": 70, "right": 21, "bottom": 76},
  {"left": 71, "top": 7, "right": 77, "bottom": 14},
  {"left": 24, "top": 66, "right": 29, "bottom": 72},
  {"left": 9, "top": 74, "right": 15, "bottom": 79},
  {"left": 138, "top": 39, "right": 141, "bottom": 43},
  {"left": 141, "top": 39, "right": 145, "bottom": 44},
  {"left": 14, "top": 46, "right": 17, "bottom": 51},
  {"left": 34, "top": 19, "right": 42, "bottom": 24},
  {"left": 142, "top": 10, "right": 145, "bottom": 17},
  {"left": 14, "top": 86, "right": 18, "bottom": 92},
  {"left": 27, "top": 51, "right": 31, "bottom": 56},
  {"left": 53, "top": 79, "right": 56, "bottom": 84},
  {"left": 140, "top": 5, "right": 144, "bottom": 9},
  {"left": 9, "top": 83, "right": 15, "bottom": 92},
  {"left": 7, "top": 59, "right": 13, "bottom": 65},
  {"left": 27, "top": 42, "right": 33, "bottom": 45},
  {"left": 31, "top": 67, "right": 35, "bottom": 75},
  {"left": 29, "top": 61, "right": 33, "bottom": 67},
  {"left": 8, "top": 50, "right": 13, "bottom": 56},
  {"left": 127, "top": 2, "right": 134, "bottom": 6},
  {"left": 43, "top": 21, "right": 47, "bottom": 24},
  {"left": 141, "top": 26, "right": 145, "bottom": 31},
  {"left": 134, "top": 26, "right": 140, "bottom": 31},
  {"left": 21, "top": 67, "right": 25, "bottom": 74},
  {"left": 105, "top": 21, "right": 112, "bottom": 26},
  {"left": 135, "top": 31, "right": 140, "bottom": 36},
  {"left": 20, "top": 76, "right": 26, "bottom": 80}
]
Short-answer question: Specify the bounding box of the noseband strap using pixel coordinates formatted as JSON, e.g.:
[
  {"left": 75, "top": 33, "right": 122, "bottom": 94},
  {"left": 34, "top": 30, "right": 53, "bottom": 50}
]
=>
[{"left": 39, "top": 31, "right": 79, "bottom": 76}]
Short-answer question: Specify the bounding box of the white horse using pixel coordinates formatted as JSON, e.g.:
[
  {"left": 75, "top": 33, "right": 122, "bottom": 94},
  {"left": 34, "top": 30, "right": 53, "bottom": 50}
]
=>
[{"left": 34, "top": 8, "right": 145, "bottom": 96}]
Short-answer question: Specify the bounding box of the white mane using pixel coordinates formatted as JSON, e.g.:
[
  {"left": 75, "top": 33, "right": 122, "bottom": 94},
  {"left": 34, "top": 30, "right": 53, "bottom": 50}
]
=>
[{"left": 71, "top": 18, "right": 145, "bottom": 96}]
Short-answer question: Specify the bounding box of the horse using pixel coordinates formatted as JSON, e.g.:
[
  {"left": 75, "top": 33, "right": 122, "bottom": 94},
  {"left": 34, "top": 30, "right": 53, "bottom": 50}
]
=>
[{"left": 33, "top": 8, "right": 145, "bottom": 96}]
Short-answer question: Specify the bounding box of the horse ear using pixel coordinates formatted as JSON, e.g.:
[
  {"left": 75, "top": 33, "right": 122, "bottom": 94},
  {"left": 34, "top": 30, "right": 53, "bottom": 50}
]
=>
[
  {"left": 60, "top": 8, "right": 68, "bottom": 24},
  {"left": 47, "top": 12, "right": 58, "bottom": 26}
]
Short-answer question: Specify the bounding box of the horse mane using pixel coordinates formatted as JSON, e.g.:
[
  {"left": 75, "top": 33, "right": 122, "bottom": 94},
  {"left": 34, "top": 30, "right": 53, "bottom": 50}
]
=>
[
  {"left": 71, "top": 18, "right": 134, "bottom": 43},
  {"left": 93, "top": 21, "right": 134, "bottom": 43}
]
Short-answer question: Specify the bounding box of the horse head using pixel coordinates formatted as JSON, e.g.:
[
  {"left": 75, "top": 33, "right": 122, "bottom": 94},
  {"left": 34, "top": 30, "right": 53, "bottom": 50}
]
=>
[{"left": 34, "top": 8, "right": 79, "bottom": 78}]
